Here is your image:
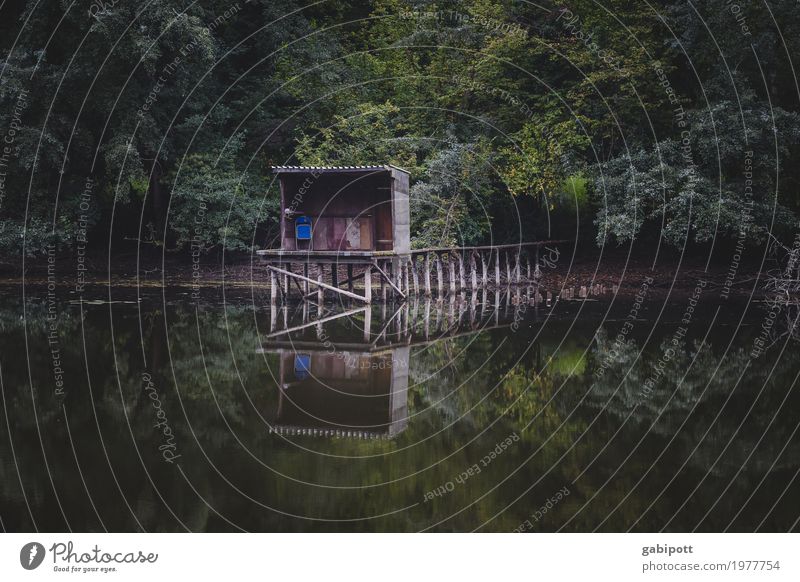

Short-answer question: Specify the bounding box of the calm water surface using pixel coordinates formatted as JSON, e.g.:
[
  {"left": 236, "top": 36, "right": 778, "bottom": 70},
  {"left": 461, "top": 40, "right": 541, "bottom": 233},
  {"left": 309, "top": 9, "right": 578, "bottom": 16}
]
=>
[{"left": 1, "top": 285, "right": 798, "bottom": 532}]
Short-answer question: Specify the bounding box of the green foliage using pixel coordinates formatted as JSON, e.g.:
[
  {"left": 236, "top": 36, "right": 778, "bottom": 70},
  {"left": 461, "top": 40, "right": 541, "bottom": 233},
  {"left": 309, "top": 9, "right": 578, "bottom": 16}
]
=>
[
  {"left": 410, "top": 140, "right": 494, "bottom": 247},
  {"left": 295, "top": 102, "right": 419, "bottom": 171},
  {"left": 2, "top": 0, "right": 800, "bottom": 257},
  {"left": 169, "top": 136, "right": 276, "bottom": 252},
  {"left": 594, "top": 93, "right": 800, "bottom": 246}
]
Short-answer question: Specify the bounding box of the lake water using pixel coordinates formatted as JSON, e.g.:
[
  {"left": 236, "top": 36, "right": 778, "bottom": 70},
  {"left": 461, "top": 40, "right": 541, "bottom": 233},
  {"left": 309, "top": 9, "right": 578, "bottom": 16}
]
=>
[{"left": 1, "top": 285, "right": 799, "bottom": 532}]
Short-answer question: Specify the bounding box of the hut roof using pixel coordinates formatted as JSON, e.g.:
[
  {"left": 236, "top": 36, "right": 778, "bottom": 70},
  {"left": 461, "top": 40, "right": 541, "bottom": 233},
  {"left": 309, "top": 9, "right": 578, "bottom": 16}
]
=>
[{"left": 271, "top": 164, "right": 409, "bottom": 175}]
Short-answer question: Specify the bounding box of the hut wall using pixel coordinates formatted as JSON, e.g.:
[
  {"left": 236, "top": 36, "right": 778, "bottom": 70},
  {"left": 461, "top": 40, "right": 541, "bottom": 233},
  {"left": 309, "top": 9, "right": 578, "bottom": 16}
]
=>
[{"left": 280, "top": 173, "right": 392, "bottom": 251}]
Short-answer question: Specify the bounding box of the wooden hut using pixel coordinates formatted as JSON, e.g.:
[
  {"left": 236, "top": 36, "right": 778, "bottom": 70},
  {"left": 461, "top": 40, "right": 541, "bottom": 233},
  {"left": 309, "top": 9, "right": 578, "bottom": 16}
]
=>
[
  {"left": 271, "top": 165, "right": 410, "bottom": 255},
  {"left": 258, "top": 164, "right": 565, "bottom": 304},
  {"left": 258, "top": 165, "right": 411, "bottom": 303}
]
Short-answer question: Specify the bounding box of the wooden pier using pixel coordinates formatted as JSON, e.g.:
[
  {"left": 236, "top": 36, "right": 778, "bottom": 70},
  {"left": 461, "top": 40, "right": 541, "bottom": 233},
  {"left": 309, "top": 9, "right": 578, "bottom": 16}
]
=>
[
  {"left": 258, "top": 163, "right": 569, "bottom": 304},
  {"left": 257, "top": 240, "right": 568, "bottom": 304}
]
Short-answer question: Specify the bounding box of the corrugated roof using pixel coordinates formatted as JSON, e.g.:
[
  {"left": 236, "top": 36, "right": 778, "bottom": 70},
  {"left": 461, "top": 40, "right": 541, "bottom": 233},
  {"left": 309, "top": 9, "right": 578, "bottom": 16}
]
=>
[{"left": 271, "top": 164, "right": 409, "bottom": 175}]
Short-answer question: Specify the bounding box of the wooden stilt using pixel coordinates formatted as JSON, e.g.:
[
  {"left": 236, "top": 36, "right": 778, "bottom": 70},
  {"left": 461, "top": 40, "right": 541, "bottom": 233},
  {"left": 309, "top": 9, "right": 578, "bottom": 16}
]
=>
[
  {"left": 470, "top": 253, "right": 477, "bottom": 290},
  {"left": 364, "top": 265, "right": 372, "bottom": 303},
  {"left": 495, "top": 250, "right": 501, "bottom": 289},
  {"left": 317, "top": 264, "right": 324, "bottom": 303},
  {"left": 505, "top": 252, "right": 512, "bottom": 288},
  {"left": 481, "top": 252, "right": 488, "bottom": 288},
  {"left": 363, "top": 306, "right": 371, "bottom": 341},
  {"left": 270, "top": 269, "right": 277, "bottom": 303},
  {"left": 448, "top": 256, "right": 456, "bottom": 295},
  {"left": 403, "top": 260, "right": 410, "bottom": 296},
  {"left": 458, "top": 253, "right": 465, "bottom": 291},
  {"left": 436, "top": 255, "right": 444, "bottom": 298},
  {"left": 424, "top": 254, "right": 432, "bottom": 296},
  {"left": 424, "top": 299, "right": 431, "bottom": 338},
  {"left": 515, "top": 252, "right": 521, "bottom": 286},
  {"left": 411, "top": 258, "right": 419, "bottom": 295}
]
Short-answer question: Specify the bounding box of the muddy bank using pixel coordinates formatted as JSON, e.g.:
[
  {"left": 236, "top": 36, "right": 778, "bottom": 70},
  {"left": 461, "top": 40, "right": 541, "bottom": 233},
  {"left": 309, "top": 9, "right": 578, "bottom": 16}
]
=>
[{"left": 0, "top": 251, "right": 769, "bottom": 299}]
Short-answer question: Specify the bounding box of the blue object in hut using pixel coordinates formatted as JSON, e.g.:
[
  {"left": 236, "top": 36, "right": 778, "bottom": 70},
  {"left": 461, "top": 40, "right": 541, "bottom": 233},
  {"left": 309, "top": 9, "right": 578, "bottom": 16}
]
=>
[
  {"left": 295, "top": 216, "right": 312, "bottom": 241},
  {"left": 294, "top": 354, "right": 311, "bottom": 380}
]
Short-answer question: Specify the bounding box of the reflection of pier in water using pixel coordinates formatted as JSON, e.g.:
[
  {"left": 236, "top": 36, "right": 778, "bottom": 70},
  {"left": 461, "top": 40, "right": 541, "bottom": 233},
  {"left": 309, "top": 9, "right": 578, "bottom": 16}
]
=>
[{"left": 258, "top": 293, "right": 545, "bottom": 439}]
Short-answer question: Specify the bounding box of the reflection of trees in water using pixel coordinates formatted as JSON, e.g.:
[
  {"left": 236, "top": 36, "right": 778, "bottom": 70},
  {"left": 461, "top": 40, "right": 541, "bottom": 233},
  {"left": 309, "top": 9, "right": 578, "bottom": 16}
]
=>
[
  {"left": 2, "top": 302, "right": 799, "bottom": 531},
  {"left": 586, "top": 327, "right": 800, "bottom": 479}
]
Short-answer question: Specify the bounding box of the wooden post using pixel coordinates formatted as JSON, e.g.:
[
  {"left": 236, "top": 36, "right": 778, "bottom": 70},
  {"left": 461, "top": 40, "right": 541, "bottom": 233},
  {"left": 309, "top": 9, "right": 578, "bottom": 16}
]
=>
[
  {"left": 458, "top": 253, "right": 465, "bottom": 291},
  {"left": 364, "top": 265, "right": 372, "bottom": 303},
  {"left": 270, "top": 268, "right": 277, "bottom": 303},
  {"left": 495, "top": 250, "right": 500, "bottom": 288},
  {"left": 515, "top": 252, "right": 521, "bottom": 286},
  {"left": 317, "top": 264, "right": 324, "bottom": 303},
  {"left": 526, "top": 256, "right": 531, "bottom": 283},
  {"left": 481, "top": 252, "right": 488, "bottom": 288},
  {"left": 382, "top": 260, "right": 388, "bottom": 302},
  {"left": 424, "top": 254, "right": 432, "bottom": 296},
  {"left": 470, "top": 253, "right": 477, "bottom": 290},
  {"left": 436, "top": 255, "right": 444, "bottom": 298},
  {"left": 423, "top": 299, "right": 431, "bottom": 338},
  {"left": 363, "top": 305, "right": 371, "bottom": 341},
  {"left": 494, "top": 288, "right": 500, "bottom": 326},
  {"left": 347, "top": 264, "right": 354, "bottom": 293},
  {"left": 448, "top": 256, "right": 456, "bottom": 295},
  {"left": 505, "top": 252, "right": 512, "bottom": 288},
  {"left": 396, "top": 261, "right": 404, "bottom": 295},
  {"left": 411, "top": 257, "right": 419, "bottom": 295},
  {"left": 403, "top": 260, "right": 410, "bottom": 296}
]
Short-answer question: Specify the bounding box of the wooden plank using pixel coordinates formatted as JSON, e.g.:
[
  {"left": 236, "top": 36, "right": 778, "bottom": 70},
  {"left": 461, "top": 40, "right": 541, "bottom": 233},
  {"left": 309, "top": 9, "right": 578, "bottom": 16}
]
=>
[
  {"left": 266, "top": 265, "right": 370, "bottom": 303},
  {"left": 375, "top": 201, "right": 393, "bottom": 251},
  {"left": 344, "top": 218, "right": 361, "bottom": 250},
  {"left": 360, "top": 217, "right": 373, "bottom": 250},
  {"left": 311, "top": 218, "right": 330, "bottom": 251},
  {"left": 332, "top": 218, "right": 346, "bottom": 250}
]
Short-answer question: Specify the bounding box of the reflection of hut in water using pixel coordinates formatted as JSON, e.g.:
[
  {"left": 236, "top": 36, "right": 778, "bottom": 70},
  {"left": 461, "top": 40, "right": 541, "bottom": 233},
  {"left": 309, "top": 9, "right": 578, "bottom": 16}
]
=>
[{"left": 262, "top": 345, "right": 409, "bottom": 439}]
